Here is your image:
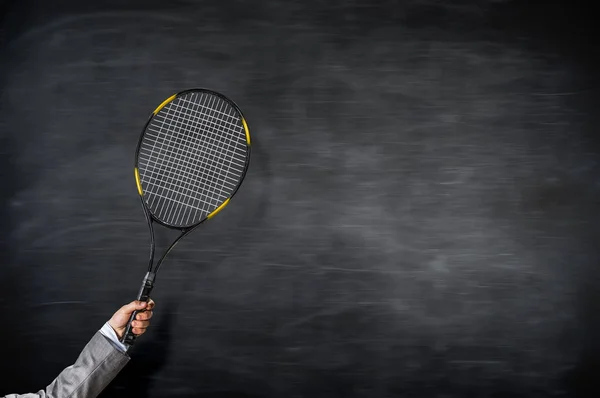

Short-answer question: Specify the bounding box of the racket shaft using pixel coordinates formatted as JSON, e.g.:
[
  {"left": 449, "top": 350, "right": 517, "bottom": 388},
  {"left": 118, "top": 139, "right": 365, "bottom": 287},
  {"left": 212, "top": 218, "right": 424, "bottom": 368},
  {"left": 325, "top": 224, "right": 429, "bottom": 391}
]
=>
[{"left": 121, "top": 271, "right": 155, "bottom": 346}]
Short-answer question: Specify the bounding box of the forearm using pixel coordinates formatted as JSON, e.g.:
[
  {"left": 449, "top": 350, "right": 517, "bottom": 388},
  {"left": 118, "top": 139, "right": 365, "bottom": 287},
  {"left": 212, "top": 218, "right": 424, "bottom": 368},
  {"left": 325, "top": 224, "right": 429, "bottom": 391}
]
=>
[{"left": 3, "top": 331, "right": 130, "bottom": 398}]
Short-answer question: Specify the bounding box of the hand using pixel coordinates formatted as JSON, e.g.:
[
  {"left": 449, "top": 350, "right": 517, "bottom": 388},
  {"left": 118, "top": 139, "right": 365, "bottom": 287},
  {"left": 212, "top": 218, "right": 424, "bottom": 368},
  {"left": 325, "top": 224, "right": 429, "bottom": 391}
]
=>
[{"left": 108, "top": 299, "right": 155, "bottom": 339}]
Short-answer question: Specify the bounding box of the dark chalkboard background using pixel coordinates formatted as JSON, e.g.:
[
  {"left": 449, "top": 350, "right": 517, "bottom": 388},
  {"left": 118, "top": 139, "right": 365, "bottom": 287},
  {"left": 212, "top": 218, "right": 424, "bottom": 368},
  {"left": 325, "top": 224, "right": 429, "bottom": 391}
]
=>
[{"left": 1, "top": 1, "right": 598, "bottom": 397}]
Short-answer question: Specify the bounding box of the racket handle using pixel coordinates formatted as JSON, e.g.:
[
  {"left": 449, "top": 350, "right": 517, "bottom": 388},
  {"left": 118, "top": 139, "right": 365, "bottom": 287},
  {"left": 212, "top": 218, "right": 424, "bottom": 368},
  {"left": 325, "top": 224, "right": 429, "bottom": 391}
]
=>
[{"left": 121, "top": 271, "right": 155, "bottom": 346}]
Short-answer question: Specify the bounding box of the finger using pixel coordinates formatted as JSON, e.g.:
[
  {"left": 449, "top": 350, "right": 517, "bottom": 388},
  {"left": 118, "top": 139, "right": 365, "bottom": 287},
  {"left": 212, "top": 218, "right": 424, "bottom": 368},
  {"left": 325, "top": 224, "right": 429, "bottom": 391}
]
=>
[
  {"left": 136, "top": 311, "right": 153, "bottom": 321},
  {"left": 132, "top": 320, "right": 150, "bottom": 329},
  {"left": 146, "top": 299, "right": 155, "bottom": 310},
  {"left": 132, "top": 327, "right": 145, "bottom": 336}
]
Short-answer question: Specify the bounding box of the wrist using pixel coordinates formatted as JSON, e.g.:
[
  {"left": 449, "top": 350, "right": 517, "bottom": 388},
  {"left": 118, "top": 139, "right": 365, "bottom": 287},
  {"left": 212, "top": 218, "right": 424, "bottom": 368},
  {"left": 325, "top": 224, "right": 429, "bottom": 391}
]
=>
[{"left": 108, "top": 320, "right": 124, "bottom": 339}]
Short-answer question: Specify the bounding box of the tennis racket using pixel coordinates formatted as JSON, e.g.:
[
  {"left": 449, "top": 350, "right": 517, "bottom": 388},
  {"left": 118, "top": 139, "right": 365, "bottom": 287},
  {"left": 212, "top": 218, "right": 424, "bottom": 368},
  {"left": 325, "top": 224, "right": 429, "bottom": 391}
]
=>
[{"left": 120, "top": 88, "right": 251, "bottom": 346}]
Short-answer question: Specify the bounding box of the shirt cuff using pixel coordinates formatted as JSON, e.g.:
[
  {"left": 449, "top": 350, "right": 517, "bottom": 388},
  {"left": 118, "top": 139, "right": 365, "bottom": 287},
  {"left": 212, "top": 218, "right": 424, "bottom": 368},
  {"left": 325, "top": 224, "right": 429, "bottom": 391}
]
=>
[{"left": 99, "top": 322, "right": 130, "bottom": 353}]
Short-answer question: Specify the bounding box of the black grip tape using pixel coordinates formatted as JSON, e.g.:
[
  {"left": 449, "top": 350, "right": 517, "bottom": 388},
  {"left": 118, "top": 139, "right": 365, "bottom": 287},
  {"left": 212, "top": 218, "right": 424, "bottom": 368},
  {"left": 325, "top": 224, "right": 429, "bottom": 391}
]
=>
[{"left": 121, "top": 272, "right": 155, "bottom": 346}]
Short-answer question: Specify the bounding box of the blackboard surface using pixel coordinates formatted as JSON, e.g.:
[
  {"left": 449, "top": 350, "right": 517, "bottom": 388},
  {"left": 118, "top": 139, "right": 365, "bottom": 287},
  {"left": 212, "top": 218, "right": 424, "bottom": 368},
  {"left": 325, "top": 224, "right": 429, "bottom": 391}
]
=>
[{"left": 1, "top": 1, "right": 598, "bottom": 397}]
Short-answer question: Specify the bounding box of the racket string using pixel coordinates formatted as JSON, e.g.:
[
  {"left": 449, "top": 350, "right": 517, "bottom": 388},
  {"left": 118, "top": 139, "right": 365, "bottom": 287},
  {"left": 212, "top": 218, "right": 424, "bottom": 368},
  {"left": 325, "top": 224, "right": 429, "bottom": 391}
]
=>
[
  {"left": 145, "top": 95, "right": 242, "bottom": 222},
  {"left": 141, "top": 98, "right": 244, "bottom": 198},
  {"left": 161, "top": 93, "right": 235, "bottom": 223},
  {"left": 182, "top": 94, "right": 247, "bottom": 213},
  {"left": 145, "top": 98, "right": 214, "bottom": 223},
  {"left": 142, "top": 105, "right": 226, "bottom": 216},
  {"left": 144, "top": 100, "right": 193, "bottom": 221}
]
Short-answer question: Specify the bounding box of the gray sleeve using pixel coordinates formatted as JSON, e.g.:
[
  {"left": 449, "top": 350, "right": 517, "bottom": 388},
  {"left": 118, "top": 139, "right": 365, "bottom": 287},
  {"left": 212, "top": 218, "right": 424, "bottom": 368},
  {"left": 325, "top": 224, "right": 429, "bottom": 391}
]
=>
[{"left": 3, "top": 331, "right": 130, "bottom": 398}]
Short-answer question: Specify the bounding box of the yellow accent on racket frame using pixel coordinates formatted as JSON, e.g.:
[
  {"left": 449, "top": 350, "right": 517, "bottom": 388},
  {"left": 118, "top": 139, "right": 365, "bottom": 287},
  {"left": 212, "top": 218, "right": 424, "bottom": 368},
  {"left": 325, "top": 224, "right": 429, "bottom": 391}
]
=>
[
  {"left": 134, "top": 167, "right": 143, "bottom": 195},
  {"left": 153, "top": 94, "right": 177, "bottom": 115},
  {"left": 207, "top": 198, "right": 230, "bottom": 219},
  {"left": 242, "top": 118, "right": 251, "bottom": 146}
]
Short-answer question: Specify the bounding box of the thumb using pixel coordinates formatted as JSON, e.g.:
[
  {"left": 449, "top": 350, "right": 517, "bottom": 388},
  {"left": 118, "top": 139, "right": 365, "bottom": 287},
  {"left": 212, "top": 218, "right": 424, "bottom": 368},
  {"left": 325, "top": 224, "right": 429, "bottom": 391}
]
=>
[{"left": 121, "top": 300, "right": 147, "bottom": 314}]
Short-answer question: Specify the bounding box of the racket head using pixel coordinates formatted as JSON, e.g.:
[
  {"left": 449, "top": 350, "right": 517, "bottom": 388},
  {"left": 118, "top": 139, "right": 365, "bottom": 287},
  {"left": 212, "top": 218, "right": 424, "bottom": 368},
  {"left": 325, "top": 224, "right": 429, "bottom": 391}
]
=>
[{"left": 134, "top": 88, "right": 251, "bottom": 229}]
